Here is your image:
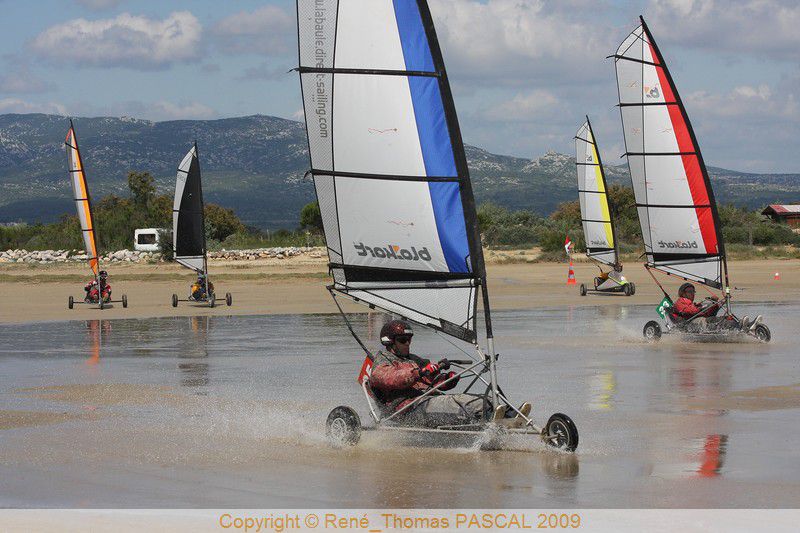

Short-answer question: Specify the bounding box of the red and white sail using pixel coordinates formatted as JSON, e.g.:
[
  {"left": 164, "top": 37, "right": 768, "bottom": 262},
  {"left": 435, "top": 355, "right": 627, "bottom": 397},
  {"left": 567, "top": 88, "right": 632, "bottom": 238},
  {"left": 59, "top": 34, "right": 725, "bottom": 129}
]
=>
[{"left": 612, "top": 17, "right": 726, "bottom": 289}]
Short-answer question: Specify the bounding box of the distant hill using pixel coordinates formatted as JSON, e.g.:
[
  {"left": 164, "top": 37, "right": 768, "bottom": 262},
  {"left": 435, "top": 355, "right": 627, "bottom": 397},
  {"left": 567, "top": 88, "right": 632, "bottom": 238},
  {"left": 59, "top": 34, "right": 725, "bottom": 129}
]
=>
[{"left": 1, "top": 113, "right": 798, "bottom": 228}]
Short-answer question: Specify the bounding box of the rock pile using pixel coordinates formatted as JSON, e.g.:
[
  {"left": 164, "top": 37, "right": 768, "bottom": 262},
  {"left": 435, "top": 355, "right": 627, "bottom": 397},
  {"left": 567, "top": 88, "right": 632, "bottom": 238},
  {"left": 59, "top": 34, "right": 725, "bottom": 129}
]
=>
[{"left": 0, "top": 247, "right": 327, "bottom": 264}]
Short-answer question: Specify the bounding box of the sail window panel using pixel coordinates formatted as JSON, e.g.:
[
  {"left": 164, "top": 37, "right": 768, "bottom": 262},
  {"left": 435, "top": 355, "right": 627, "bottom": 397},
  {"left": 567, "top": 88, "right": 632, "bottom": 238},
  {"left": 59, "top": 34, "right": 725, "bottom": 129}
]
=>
[
  {"left": 177, "top": 257, "right": 204, "bottom": 272},
  {"left": 345, "top": 285, "right": 476, "bottom": 341},
  {"left": 301, "top": 72, "right": 334, "bottom": 171},
  {"left": 637, "top": 205, "right": 654, "bottom": 251},
  {"left": 313, "top": 173, "right": 343, "bottom": 263},
  {"left": 620, "top": 105, "right": 645, "bottom": 154},
  {"left": 616, "top": 58, "right": 646, "bottom": 104},
  {"left": 333, "top": 0, "right": 407, "bottom": 70},
  {"left": 616, "top": 26, "right": 645, "bottom": 60},
  {"left": 298, "top": 0, "right": 337, "bottom": 69},
  {"left": 627, "top": 155, "right": 648, "bottom": 201},
  {"left": 332, "top": 74, "right": 427, "bottom": 176},
  {"left": 640, "top": 155, "right": 695, "bottom": 206},
  {"left": 646, "top": 206, "right": 710, "bottom": 256},
  {"left": 335, "top": 176, "right": 452, "bottom": 273},
  {"left": 587, "top": 250, "right": 616, "bottom": 266},
  {"left": 641, "top": 105, "right": 681, "bottom": 153}
]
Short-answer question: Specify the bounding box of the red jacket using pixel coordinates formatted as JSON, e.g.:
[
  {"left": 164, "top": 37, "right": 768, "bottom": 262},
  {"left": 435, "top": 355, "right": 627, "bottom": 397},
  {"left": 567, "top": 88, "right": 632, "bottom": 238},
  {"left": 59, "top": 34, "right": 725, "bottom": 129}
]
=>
[
  {"left": 369, "top": 351, "right": 458, "bottom": 412},
  {"left": 673, "top": 296, "right": 718, "bottom": 318}
]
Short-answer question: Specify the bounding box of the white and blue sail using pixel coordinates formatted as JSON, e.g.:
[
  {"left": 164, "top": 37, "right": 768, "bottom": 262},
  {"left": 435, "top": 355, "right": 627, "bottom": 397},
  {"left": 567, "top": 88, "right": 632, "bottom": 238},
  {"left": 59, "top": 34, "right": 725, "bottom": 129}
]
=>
[{"left": 296, "top": 0, "right": 487, "bottom": 343}]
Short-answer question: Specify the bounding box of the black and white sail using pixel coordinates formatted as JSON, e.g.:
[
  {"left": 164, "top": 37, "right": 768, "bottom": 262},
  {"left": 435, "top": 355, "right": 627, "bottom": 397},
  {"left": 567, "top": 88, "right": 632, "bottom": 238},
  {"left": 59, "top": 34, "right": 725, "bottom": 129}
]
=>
[
  {"left": 296, "top": 0, "right": 489, "bottom": 343},
  {"left": 173, "top": 144, "right": 206, "bottom": 274}
]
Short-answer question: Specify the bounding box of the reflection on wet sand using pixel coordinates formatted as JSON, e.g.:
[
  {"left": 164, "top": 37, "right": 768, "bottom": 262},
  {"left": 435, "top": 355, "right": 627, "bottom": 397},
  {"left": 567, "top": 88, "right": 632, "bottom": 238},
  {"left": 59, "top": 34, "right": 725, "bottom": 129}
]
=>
[
  {"left": 84, "top": 319, "right": 110, "bottom": 366},
  {"left": 179, "top": 316, "right": 210, "bottom": 388}
]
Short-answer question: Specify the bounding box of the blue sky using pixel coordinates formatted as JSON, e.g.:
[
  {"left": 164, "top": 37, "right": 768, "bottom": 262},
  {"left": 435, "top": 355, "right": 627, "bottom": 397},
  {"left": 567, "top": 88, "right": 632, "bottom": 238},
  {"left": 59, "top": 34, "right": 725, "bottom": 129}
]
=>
[{"left": 1, "top": 0, "right": 798, "bottom": 172}]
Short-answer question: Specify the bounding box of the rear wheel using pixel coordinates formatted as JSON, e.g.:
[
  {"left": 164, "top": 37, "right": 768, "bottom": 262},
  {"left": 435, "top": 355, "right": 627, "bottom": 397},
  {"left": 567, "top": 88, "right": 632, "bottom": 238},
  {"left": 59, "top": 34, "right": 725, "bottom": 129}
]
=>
[
  {"left": 326, "top": 406, "right": 361, "bottom": 446},
  {"left": 99, "top": 299, "right": 104, "bottom": 310},
  {"left": 624, "top": 283, "right": 632, "bottom": 296},
  {"left": 579, "top": 283, "right": 587, "bottom": 296},
  {"left": 753, "top": 324, "right": 771, "bottom": 343},
  {"left": 122, "top": 294, "right": 128, "bottom": 308},
  {"left": 543, "top": 413, "right": 578, "bottom": 452},
  {"left": 226, "top": 292, "right": 232, "bottom": 306},
  {"left": 630, "top": 282, "right": 636, "bottom": 295},
  {"left": 172, "top": 294, "right": 178, "bottom": 307},
  {"left": 643, "top": 320, "right": 661, "bottom": 341},
  {"left": 68, "top": 296, "right": 74, "bottom": 309},
  {"left": 209, "top": 294, "right": 215, "bottom": 308}
]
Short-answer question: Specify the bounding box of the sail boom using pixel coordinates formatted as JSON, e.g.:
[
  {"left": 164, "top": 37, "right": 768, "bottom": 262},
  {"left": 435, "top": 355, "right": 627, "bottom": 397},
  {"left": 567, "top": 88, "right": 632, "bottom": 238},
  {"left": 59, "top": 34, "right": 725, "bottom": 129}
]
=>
[{"left": 298, "top": 66, "right": 438, "bottom": 77}]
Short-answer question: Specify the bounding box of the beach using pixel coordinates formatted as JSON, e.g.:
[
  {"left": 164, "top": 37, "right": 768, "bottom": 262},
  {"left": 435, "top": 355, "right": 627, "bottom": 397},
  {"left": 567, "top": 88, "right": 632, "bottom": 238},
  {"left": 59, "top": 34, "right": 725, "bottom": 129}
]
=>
[{"left": 0, "top": 255, "right": 798, "bottom": 324}]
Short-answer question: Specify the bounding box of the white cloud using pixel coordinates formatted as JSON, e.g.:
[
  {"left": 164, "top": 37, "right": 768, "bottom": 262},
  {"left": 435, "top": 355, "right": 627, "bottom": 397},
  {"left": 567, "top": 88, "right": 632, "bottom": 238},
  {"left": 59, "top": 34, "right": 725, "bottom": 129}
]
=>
[
  {"left": 212, "top": 5, "right": 294, "bottom": 56},
  {"left": 431, "top": 0, "right": 616, "bottom": 86},
  {"left": 30, "top": 11, "right": 202, "bottom": 69},
  {"left": 0, "top": 98, "right": 67, "bottom": 115},
  {"left": 647, "top": 0, "right": 800, "bottom": 61}
]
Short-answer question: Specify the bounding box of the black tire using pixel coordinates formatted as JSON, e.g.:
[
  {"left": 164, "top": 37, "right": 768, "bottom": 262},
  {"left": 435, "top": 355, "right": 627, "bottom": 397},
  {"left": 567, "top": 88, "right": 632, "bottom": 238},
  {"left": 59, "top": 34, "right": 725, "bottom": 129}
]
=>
[
  {"left": 624, "top": 283, "right": 632, "bottom": 296},
  {"left": 122, "top": 294, "right": 128, "bottom": 308},
  {"left": 226, "top": 292, "right": 232, "bottom": 306},
  {"left": 643, "top": 320, "right": 662, "bottom": 341},
  {"left": 753, "top": 324, "right": 771, "bottom": 343},
  {"left": 630, "top": 282, "right": 636, "bottom": 295},
  {"left": 68, "top": 296, "right": 74, "bottom": 310},
  {"left": 172, "top": 294, "right": 178, "bottom": 308},
  {"left": 579, "top": 283, "right": 587, "bottom": 296},
  {"left": 543, "top": 413, "right": 578, "bottom": 452},
  {"left": 99, "top": 299, "right": 104, "bottom": 310},
  {"left": 209, "top": 294, "right": 215, "bottom": 308},
  {"left": 326, "top": 406, "right": 361, "bottom": 446}
]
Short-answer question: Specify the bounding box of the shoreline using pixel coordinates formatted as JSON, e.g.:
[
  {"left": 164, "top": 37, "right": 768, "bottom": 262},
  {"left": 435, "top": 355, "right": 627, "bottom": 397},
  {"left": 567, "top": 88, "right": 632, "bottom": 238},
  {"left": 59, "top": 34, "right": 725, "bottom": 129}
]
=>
[{"left": 1, "top": 257, "right": 798, "bottom": 325}]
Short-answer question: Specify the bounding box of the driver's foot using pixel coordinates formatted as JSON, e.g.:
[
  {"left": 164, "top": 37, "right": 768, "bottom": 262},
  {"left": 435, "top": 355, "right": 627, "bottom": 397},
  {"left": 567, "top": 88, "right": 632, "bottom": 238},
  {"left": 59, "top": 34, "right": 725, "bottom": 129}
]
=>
[
  {"left": 492, "top": 405, "right": 507, "bottom": 422},
  {"left": 750, "top": 315, "right": 763, "bottom": 331},
  {"left": 740, "top": 315, "right": 752, "bottom": 329}
]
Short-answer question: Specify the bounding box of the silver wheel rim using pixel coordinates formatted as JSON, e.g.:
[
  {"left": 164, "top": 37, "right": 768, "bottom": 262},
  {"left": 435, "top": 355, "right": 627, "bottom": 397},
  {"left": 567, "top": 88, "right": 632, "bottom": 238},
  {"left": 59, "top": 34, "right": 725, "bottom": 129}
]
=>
[
  {"left": 549, "top": 420, "right": 569, "bottom": 448},
  {"left": 645, "top": 326, "right": 655, "bottom": 339},
  {"left": 330, "top": 417, "right": 347, "bottom": 441}
]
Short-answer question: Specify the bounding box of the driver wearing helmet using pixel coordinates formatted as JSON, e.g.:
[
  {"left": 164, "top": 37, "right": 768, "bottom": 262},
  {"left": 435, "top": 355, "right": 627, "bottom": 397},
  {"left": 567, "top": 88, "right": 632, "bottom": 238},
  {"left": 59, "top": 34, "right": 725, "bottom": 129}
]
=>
[
  {"left": 673, "top": 282, "right": 758, "bottom": 331},
  {"left": 85, "top": 270, "right": 112, "bottom": 303},
  {"left": 368, "top": 320, "right": 531, "bottom": 428},
  {"left": 191, "top": 272, "right": 214, "bottom": 300}
]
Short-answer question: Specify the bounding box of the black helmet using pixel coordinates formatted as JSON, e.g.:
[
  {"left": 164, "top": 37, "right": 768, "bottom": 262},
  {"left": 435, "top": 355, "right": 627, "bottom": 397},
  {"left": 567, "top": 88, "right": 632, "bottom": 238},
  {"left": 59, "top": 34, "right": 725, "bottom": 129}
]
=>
[
  {"left": 380, "top": 320, "right": 413, "bottom": 346},
  {"left": 678, "top": 282, "right": 695, "bottom": 297},
  {"left": 99, "top": 270, "right": 108, "bottom": 279}
]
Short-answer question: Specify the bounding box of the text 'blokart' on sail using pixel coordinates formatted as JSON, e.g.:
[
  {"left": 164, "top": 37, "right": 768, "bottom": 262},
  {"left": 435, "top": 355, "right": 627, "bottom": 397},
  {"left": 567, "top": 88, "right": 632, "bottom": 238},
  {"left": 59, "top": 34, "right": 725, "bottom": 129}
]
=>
[
  {"left": 611, "top": 16, "right": 769, "bottom": 342},
  {"left": 65, "top": 120, "right": 127, "bottom": 311},
  {"left": 296, "top": 0, "right": 578, "bottom": 450}
]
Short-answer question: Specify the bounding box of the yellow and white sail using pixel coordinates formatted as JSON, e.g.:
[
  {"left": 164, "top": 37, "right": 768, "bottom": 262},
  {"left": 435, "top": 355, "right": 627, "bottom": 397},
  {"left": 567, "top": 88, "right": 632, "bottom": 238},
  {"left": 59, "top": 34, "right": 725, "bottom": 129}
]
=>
[
  {"left": 575, "top": 118, "right": 617, "bottom": 267},
  {"left": 65, "top": 121, "right": 99, "bottom": 277}
]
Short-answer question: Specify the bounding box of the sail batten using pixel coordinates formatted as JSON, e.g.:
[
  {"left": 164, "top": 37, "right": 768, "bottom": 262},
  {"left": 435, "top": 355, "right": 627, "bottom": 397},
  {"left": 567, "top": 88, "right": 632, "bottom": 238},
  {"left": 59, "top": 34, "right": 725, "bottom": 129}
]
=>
[
  {"left": 297, "top": 0, "right": 485, "bottom": 343},
  {"left": 65, "top": 122, "right": 99, "bottom": 277},
  {"left": 575, "top": 118, "right": 618, "bottom": 268},
  {"left": 613, "top": 17, "right": 726, "bottom": 289}
]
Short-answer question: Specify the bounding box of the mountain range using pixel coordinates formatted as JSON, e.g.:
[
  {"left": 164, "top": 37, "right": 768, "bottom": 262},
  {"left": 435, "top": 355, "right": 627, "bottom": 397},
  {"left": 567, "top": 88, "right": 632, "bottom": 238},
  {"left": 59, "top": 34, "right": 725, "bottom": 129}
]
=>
[{"left": 1, "top": 113, "right": 798, "bottom": 229}]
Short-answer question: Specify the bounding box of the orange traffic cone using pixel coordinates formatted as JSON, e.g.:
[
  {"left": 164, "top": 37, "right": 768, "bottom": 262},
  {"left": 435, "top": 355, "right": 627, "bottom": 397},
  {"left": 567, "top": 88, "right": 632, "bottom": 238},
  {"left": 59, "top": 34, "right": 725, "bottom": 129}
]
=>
[
  {"left": 567, "top": 260, "right": 576, "bottom": 285},
  {"left": 774, "top": 271, "right": 781, "bottom": 281}
]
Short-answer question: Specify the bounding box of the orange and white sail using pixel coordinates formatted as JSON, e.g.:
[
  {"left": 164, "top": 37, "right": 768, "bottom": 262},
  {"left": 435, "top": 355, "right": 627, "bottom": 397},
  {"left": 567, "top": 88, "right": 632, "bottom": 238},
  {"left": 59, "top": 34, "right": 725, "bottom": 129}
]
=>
[{"left": 65, "top": 121, "right": 99, "bottom": 277}]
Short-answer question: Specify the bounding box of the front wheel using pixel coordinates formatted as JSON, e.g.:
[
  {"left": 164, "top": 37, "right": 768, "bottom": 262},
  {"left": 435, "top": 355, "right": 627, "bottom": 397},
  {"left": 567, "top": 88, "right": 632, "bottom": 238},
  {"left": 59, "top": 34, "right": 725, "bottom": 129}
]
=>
[
  {"left": 68, "top": 296, "right": 74, "bottom": 309},
  {"left": 579, "top": 283, "right": 587, "bottom": 296},
  {"left": 99, "top": 299, "right": 104, "bottom": 310},
  {"left": 172, "top": 294, "right": 178, "bottom": 308},
  {"left": 122, "top": 294, "right": 128, "bottom": 308},
  {"left": 643, "top": 320, "right": 661, "bottom": 341},
  {"left": 542, "top": 413, "right": 578, "bottom": 452},
  {"left": 630, "top": 282, "right": 636, "bottom": 295},
  {"left": 624, "top": 283, "right": 632, "bottom": 296},
  {"left": 209, "top": 294, "right": 215, "bottom": 308},
  {"left": 326, "top": 406, "right": 361, "bottom": 446},
  {"left": 753, "top": 323, "right": 771, "bottom": 343},
  {"left": 226, "top": 292, "right": 232, "bottom": 306}
]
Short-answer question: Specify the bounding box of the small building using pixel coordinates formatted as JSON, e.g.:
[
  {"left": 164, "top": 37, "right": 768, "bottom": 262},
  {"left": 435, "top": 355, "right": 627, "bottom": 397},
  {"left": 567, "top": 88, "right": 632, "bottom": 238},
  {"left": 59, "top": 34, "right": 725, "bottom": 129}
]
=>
[{"left": 761, "top": 205, "right": 800, "bottom": 228}]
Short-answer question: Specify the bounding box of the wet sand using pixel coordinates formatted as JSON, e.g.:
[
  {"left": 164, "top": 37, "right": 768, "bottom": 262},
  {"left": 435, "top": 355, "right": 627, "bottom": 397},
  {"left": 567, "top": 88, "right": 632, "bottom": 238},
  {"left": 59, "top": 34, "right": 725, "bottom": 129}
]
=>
[
  {"left": 1, "top": 306, "right": 799, "bottom": 508},
  {"left": 1, "top": 257, "right": 798, "bottom": 324}
]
